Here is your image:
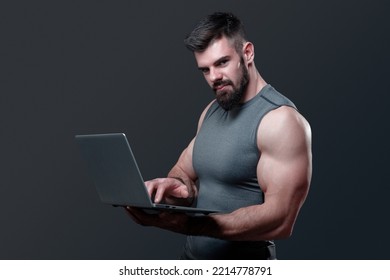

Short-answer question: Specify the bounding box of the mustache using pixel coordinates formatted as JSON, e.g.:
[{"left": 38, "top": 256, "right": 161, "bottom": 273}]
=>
[{"left": 212, "top": 80, "right": 233, "bottom": 90}]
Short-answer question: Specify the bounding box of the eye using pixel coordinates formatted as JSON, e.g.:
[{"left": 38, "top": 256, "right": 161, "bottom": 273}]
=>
[
  {"left": 200, "top": 68, "right": 210, "bottom": 75},
  {"left": 217, "top": 59, "right": 229, "bottom": 67},
  {"left": 220, "top": 60, "right": 227, "bottom": 65}
]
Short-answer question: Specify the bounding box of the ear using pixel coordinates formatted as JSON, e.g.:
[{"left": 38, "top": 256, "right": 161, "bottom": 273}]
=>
[{"left": 242, "top": 42, "right": 255, "bottom": 64}]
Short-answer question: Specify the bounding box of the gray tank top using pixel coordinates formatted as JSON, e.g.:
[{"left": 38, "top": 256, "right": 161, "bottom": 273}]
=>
[{"left": 182, "top": 84, "right": 296, "bottom": 259}]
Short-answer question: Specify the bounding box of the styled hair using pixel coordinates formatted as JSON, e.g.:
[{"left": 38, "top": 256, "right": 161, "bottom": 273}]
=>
[{"left": 184, "top": 12, "right": 247, "bottom": 53}]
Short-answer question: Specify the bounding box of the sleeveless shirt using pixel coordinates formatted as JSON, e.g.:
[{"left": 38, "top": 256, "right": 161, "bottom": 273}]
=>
[{"left": 181, "top": 84, "right": 297, "bottom": 259}]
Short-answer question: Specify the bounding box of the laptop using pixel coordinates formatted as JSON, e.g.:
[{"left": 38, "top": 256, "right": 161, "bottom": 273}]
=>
[{"left": 75, "top": 133, "right": 220, "bottom": 215}]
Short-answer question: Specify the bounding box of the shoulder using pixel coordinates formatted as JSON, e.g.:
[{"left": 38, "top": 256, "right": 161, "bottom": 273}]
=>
[{"left": 257, "top": 106, "right": 311, "bottom": 154}]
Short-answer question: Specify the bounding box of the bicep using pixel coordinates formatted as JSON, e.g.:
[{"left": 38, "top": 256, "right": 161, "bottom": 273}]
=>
[
  {"left": 258, "top": 150, "right": 311, "bottom": 208},
  {"left": 257, "top": 107, "right": 312, "bottom": 216}
]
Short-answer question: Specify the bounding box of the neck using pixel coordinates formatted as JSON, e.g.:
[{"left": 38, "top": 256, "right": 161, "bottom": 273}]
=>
[{"left": 242, "top": 66, "right": 267, "bottom": 103}]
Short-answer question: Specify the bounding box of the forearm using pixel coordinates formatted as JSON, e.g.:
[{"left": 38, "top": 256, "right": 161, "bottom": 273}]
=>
[{"left": 189, "top": 203, "right": 294, "bottom": 241}]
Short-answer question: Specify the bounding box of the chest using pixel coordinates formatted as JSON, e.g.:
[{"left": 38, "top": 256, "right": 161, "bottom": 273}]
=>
[{"left": 193, "top": 108, "right": 260, "bottom": 184}]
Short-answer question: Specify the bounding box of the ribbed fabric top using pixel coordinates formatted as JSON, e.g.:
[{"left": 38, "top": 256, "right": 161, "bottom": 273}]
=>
[{"left": 182, "top": 84, "right": 296, "bottom": 259}]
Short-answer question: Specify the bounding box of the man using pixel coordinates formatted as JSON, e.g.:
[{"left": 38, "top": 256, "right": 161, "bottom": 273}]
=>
[{"left": 126, "top": 12, "right": 312, "bottom": 259}]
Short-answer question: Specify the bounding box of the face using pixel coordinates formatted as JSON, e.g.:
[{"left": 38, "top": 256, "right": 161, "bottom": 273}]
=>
[{"left": 195, "top": 37, "right": 249, "bottom": 111}]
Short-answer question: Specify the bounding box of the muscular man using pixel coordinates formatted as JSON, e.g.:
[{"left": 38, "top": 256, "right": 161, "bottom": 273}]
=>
[{"left": 126, "top": 12, "right": 312, "bottom": 259}]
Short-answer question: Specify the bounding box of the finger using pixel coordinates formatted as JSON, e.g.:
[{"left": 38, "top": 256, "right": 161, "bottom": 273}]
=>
[
  {"left": 155, "top": 179, "right": 191, "bottom": 202},
  {"left": 168, "top": 178, "right": 190, "bottom": 198},
  {"left": 165, "top": 188, "right": 189, "bottom": 201},
  {"left": 171, "top": 186, "right": 189, "bottom": 199},
  {"left": 153, "top": 178, "right": 174, "bottom": 203},
  {"left": 146, "top": 178, "right": 190, "bottom": 203},
  {"left": 154, "top": 183, "right": 167, "bottom": 203},
  {"left": 144, "top": 180, "right": 156, "bottom": 198}
]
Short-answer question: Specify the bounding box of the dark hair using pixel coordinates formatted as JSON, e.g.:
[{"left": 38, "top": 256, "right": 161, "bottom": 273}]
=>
[{"left": 184, "top": 12, "right": 247, "bottom": 53}]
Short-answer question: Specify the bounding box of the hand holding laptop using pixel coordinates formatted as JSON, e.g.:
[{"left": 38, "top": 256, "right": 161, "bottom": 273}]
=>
[{"left": 125, "top": 205, "right": 192, "bottom": 234}]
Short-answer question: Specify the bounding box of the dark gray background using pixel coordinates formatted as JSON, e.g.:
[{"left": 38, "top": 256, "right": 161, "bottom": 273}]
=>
[{"left": 1, "top": 0, "right": 389, "bottom": 259}]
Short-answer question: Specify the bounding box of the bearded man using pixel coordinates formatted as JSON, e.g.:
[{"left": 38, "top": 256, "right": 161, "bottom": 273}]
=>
[{"left": 126, "top": 12, "right": 312, "bottom": 260}]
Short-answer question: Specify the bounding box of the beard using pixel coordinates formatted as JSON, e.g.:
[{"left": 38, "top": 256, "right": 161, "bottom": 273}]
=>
[{"left": 213, "top": 58, "right": 249, "bottom": 111}]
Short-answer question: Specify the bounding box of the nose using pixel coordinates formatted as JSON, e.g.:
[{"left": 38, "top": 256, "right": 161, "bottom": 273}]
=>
[{"left": 209, "top": 67, "right": 223, "bottom": 83}]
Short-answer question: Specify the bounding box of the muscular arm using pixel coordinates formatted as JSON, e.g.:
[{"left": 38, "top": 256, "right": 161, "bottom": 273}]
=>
[{"left": 191, "top": 106, "right": 312, "bottom": 240}]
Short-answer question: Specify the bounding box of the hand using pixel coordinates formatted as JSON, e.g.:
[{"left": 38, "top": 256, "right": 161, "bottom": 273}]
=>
[
  {"left": 145, "top": 177, "right": 193, "bottom": 205},
  {"left": 125, "top": 207, "right": 191, "bottom": 235}
]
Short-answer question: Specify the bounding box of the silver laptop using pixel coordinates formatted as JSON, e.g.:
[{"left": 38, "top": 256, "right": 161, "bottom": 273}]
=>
[{"left": 75, "top": 133, "right": 220, "bottom": 215}]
